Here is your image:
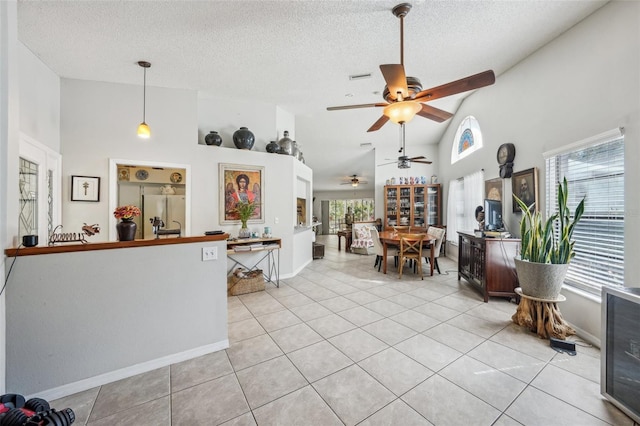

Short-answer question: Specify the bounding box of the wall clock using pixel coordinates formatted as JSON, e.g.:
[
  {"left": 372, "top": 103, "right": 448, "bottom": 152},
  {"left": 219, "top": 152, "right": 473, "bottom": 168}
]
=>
[{"left": 497, "top": 143, "right": 516, "bottom": 178}]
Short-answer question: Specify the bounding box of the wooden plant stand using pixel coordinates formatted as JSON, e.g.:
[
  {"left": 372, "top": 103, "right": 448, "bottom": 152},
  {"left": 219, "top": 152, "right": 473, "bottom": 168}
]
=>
[{"left": 512, "top": 288, "right": 576, "bottom": 340}]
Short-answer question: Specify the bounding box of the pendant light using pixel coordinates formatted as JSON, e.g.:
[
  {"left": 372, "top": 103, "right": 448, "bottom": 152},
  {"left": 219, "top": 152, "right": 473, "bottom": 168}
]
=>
[{"left": 137, "top": 61, "right": 151, "bottom": 138}]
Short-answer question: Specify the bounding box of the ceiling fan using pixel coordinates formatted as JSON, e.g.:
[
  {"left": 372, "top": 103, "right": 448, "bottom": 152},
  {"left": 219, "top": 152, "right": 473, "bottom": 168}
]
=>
[
  {"left": 327, "top": 3, "right": 495, "bottom": 132},
  {"left": 341, "top": 175, "right": 368, "bottom": 187},
  {"left": 378, "top": 123, "right": 431, "bottom": 169}
]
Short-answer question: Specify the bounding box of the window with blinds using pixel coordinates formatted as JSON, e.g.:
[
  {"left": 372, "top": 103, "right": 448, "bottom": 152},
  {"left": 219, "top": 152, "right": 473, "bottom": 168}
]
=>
[{"left": 545, "top": 128, "right": 624, "bottom": 295}]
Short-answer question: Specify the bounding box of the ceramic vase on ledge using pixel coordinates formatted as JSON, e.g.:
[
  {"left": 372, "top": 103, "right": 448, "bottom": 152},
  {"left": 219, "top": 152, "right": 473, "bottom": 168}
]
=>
[
  {"left": 204, "top": 131, "right": 223, "bottom": 146},
  {"left": 233, "top": 127, "right": 255, "bottom": 150},
  {"left": 117, "top": 219, "right": 137, "bottom": 241}
]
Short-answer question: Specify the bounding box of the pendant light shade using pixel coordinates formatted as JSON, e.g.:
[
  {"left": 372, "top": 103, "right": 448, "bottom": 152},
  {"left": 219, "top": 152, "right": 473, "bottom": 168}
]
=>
[{"left": 137, "top": 61, "right": 151, "bottom": 139}]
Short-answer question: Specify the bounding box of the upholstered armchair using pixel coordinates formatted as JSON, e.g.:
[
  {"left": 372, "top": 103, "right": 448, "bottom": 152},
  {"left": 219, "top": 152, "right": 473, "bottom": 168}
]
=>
[{"left": 351, "top": 222, "right": 375, "bottom": 255}]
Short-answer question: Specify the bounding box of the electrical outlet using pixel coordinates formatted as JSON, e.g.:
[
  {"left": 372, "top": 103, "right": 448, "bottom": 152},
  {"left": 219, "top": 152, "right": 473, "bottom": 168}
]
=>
[{"left": 202, "top": 246, "right": 218, "bottom": 261}]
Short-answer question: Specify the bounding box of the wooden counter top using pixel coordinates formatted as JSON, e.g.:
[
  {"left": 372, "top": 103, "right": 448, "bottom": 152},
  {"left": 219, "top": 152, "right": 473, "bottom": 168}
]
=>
[{"left": 5, "top": 234, "right": 230, "bottom": 257}]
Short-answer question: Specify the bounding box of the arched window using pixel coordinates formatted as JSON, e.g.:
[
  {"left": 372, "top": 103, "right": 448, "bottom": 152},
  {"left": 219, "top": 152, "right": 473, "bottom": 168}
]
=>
[{"left": 451, "top": 116, "right": 483, "bottom": 164}]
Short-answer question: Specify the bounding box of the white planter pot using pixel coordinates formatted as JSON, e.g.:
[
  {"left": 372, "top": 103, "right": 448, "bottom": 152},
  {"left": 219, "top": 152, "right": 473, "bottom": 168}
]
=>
[{"left": 514, "top": 257, "right": 569, "bottom": 300}]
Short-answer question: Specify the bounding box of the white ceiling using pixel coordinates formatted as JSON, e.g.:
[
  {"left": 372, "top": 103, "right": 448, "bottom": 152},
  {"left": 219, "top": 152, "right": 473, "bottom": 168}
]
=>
[{"left": 17, "top": 0, "right": 607, "bottom": 191}]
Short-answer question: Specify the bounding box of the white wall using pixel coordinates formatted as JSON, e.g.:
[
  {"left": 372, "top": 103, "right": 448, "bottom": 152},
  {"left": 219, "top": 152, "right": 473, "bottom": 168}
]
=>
[
  {"left": 19, "top": 44, "right": 60, "bottom": 152},
  {"left": 61, "top": 78, "right": 308, "bottom": 277},
  {"left": 5, "top": 239, "right": 228, "bottom": 398},
  {"left": 198, "top": 92, "right": 276, "bottom": 150},
  {"left": 436, "top": 1, "right": 640, "bottom": 343},
  {"left": 1, "top": 0, "right": 21, "bottom": 395}
]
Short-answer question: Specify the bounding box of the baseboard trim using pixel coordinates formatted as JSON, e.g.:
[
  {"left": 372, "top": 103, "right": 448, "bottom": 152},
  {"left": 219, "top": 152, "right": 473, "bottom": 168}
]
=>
[
  {"left": 288, "top": 258, "right": 312, "bottom": 278},
  {"left": 29, "top": 340, "right": 230, "bottom": 401},
  {"left": 568, "top": 323, "right": 601, "bottom": 349}
]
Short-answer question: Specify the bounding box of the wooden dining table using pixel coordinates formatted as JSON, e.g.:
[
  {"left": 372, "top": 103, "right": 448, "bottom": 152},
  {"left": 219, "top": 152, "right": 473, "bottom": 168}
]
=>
[{"left": 379, "top": 230, "right": 437, "bottom": 276}]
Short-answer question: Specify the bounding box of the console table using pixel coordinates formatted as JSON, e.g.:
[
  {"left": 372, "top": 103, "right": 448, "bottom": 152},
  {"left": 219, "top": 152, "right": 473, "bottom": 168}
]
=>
[
  {"left": 337, "top": 230, "right": 352, "bottom": 252},
  {"left": 458, "top": 231, "right": 520, "bottom": 302},
  {"left": 227, "top": 237, "right": 281, "bottom": 287}
]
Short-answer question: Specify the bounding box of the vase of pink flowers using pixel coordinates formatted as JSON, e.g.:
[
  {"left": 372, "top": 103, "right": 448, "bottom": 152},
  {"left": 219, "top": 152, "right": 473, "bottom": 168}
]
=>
[{"left": 114, "top": 205, "right": 141, "bottom": 241}]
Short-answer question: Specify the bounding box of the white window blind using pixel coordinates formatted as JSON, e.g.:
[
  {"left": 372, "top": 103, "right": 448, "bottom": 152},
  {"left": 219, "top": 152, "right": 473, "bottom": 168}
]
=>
[{"left": 544, "top": 128, "right": 624, "bottom": 295}]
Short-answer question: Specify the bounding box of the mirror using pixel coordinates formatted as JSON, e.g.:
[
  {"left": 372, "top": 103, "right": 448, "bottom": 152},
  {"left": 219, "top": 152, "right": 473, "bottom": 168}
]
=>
[{"left": 109, "top": 159, "right": 191, "bottom": 240}]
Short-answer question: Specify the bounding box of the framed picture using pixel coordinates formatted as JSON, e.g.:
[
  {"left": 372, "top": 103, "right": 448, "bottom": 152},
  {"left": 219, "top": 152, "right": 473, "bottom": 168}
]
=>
[
  {"left": 512, "top": 167, "right": 538, "bottom": 212},
  {"left": 71, "top": 175, "right": 100, "bottom": 202},
  {"left": 485, "top": 178, "right": 503, "bottom": 202},
  {"left": 219, "top": 163, "right": 264, "bottom": 224}
]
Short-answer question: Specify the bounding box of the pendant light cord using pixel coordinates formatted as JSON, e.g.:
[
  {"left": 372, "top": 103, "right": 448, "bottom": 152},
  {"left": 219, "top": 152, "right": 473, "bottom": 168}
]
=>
[{"left": 142, "top": 66, "right": 147, "bottom": 123}]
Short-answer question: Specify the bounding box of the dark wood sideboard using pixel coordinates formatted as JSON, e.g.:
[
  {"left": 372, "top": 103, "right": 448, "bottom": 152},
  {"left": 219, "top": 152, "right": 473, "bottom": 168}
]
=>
[{"left": 457, "top": 231, "right": 520, "bottom": 302}]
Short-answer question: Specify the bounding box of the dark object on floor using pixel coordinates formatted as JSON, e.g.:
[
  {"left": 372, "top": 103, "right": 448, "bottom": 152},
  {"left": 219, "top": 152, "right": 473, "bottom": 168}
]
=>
[
  {"left": 550, "top": 337, "right": 577, "bottom": 356},
  {"left": 0, "top": 393, "right": 74, "bottom": 425},
  {"left": 313, "top": 242, "right": 324, "bottom": 259}
]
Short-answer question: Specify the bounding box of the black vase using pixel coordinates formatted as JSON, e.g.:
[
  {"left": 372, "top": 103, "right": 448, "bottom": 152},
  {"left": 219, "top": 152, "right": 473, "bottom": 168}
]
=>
[
  {"left": 266, "top": 140, "right": 279, "bottom": 153},
  {"left": 116, "top": 219, "right": 137, "bottom": 241},
  {"left": 204, "top": 131, "right": 222, "bottom": 146},
  {"left": 232, "top": 127, "right": 255, "bottom": 150}
]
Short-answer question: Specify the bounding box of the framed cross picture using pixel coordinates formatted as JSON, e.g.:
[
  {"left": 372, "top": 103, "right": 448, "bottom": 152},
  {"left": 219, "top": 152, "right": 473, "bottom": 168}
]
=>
[
  {"left": 71, "top": 175, "right": 100, "bottom": 202},
  {"left": 512, "top": 168, "right": 538, "bottom": 212}
]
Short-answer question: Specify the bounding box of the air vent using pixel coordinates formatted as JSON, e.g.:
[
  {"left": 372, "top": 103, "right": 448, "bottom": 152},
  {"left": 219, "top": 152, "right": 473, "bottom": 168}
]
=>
[
  {"left": 349, "top": 73, "right": 372, "bottom": 81},
  {"left": 360, "top": 143, "right": 373, "bottom": 148}
]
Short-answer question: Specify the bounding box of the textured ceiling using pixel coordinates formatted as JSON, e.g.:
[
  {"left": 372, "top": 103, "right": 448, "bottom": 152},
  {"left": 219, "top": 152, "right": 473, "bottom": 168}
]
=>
[{"left": 17, "top": 0, "right": 607, "bottom": 191}]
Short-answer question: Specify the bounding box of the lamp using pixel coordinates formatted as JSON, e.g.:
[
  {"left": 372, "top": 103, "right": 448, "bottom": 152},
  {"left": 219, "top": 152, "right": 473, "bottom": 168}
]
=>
[
  {"left": 137, "top": 61, "right": 151, "bottom": 138},
  {"left": 383, "top": 101, "right": 421, "bottom": 124},
  {"left": 351, "top": 181, "right": 358, "bottom": 188}
]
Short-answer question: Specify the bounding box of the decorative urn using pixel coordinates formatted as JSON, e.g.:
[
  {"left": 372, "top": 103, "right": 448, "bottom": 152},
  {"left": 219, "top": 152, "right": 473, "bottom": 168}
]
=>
[
  {"left": 204, "top": 131, "right": 222, "bottom": 146},
  {"left": 266, "top": 140, "right": 280, "bottom": 153},
  {"left": 232, "top": 127, "right": 255, "bottom": 150},
  {"left": 277, "top": 130, "right": 294, "bottom": 155}
]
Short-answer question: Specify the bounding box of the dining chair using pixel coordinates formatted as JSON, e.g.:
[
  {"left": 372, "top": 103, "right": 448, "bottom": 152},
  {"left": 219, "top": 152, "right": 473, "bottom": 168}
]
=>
[
  {"left": 425, "top": 226, "right": 446, "bottom": 274},
  {"left": 393, "top": 225, "right": 411, "bottom": 234},
  {"left": 398, "top": 233, "right": 426, "bottom": 279},
  {"left": 371, "top": 227, "right": 398, "bottom": 272}
]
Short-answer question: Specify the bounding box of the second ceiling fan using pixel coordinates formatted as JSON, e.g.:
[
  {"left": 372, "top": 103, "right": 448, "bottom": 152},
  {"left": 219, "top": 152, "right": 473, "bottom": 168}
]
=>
[{"left": 327, "top": 3, "right": 495, "bottom": 132}]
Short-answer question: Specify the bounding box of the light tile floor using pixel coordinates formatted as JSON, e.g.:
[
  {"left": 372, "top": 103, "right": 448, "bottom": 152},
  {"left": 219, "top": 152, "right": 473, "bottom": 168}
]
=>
[{"left": 51, "top": 235, "right": 636, "bottom": 425}]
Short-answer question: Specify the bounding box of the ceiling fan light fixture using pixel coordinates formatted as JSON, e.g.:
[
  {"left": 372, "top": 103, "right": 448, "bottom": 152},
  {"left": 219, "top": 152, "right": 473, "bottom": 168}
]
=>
[
  {"left": 383, "top": 101, "right": 421, "bottom": 124},
  {"left": 352, "top": 181, "right": 358, "bottom": 188}
]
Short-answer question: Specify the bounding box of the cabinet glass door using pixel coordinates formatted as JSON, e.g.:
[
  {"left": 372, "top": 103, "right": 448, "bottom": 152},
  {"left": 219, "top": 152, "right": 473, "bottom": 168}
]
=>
[
  {"left": 399, "top": 187, "right": 411, "bottom": 227},
  {"left": 412, "top": 186, "right": 425, "bottom": 228},
  {"left": 427, "top": 186, "right": 439, "bottom": 225},
  {"left": 385, "top": 187, "right": 397, "bottom": 227}
]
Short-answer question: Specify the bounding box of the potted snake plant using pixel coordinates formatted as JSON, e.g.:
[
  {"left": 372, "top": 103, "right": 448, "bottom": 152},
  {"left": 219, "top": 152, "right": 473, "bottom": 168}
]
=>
[{"left": 513, "top": 177, "right": 585, "bottom": 299}]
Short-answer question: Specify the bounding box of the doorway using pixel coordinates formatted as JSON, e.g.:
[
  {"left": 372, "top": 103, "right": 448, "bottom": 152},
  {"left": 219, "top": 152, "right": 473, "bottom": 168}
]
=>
[{"left": 109, "top": 159, "right": 191, "bottom": 240}]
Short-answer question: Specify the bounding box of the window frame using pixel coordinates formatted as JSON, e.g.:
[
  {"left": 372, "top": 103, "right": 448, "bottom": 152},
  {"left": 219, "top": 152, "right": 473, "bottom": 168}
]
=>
[{"left": 544, "top": 128, "right": 625, "bottom": 295}]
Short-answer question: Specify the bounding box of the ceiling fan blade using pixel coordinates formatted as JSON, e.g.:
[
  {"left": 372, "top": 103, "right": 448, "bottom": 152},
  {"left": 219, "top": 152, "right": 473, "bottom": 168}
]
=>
[
  {"left": 409, "top": 156, "right": 426, "bottom": 160},
  {"left": 413, "top": 70, "right": 496, "bottom": 103},
  {"left": 367, "top": 115, "right": 390, "bottom": 132},
  {"left": 327, "top": 102, "right": 388, "bottom": 111},
  {"left": 412, "top": 160, "right": 433, "bottom": 164},
  {"left": 380, "top": 64, "right": 409, "bottom": 101},
  {"left": 416, "top": 104, "right": 453, "bottom": 123},
  {"left": 377, "top": 160, "right": 398, "bottom": 167}
]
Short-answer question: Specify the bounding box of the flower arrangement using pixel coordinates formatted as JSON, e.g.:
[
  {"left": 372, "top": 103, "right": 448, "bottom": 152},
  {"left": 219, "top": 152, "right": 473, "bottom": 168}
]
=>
[
  {"left": 233, "top": 201, "right": 257, "bottom": 228},
  {"left": 113, "top": 205, "right": 141, "bottom": 220}
]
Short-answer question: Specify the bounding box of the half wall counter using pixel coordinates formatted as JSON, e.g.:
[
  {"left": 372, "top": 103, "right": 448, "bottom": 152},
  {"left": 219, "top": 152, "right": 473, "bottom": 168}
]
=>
[{"left": 4, "top": 234, "right": 229, "bottom": 399}]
